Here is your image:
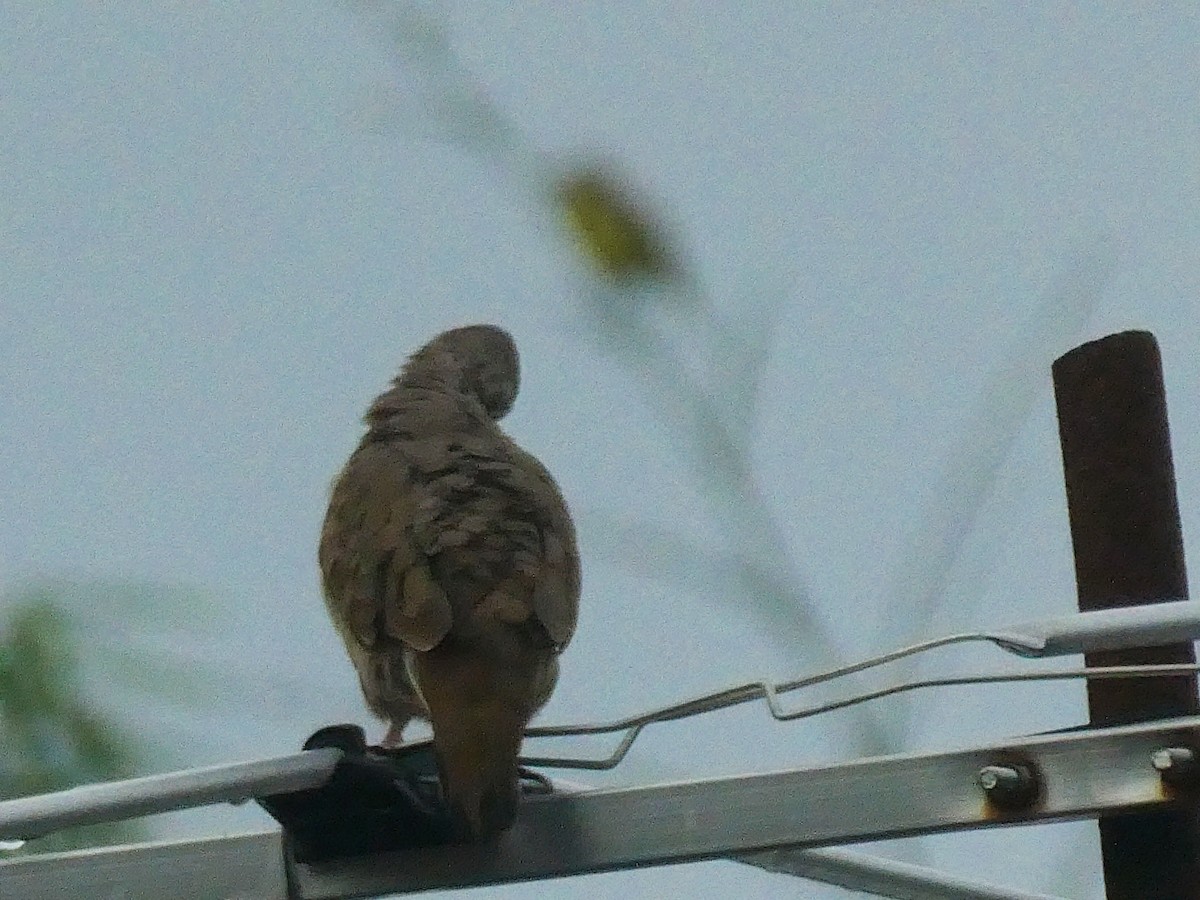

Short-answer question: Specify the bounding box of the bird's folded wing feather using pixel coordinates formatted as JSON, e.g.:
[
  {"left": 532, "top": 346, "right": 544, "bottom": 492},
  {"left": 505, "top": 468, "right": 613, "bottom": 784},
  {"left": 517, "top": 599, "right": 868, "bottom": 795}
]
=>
[
  {"left": 322, "top": 429, "right": 579, "bottom": 656},
  {"left": 320, "top": 442, "right": 454, "bottom": 653}
]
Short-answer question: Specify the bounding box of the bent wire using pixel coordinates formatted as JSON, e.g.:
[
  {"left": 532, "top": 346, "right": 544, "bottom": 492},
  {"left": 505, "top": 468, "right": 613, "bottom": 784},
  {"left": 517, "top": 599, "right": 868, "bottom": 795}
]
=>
[{"left": 523, "top": 599, "right": 1200, "bottom": 769}]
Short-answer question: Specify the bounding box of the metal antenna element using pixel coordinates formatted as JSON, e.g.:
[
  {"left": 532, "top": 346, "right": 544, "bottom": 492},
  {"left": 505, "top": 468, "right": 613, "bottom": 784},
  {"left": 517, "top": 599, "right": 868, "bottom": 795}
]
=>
[
  {"left": 5, "top": 600, "right": 1199, "bottom": 838},
  {"left": 988, "top": 598, "right": 1200, "bottom": 657},
  {"left": 523, "top": 599, "right": 1200, "bottom": 769}
]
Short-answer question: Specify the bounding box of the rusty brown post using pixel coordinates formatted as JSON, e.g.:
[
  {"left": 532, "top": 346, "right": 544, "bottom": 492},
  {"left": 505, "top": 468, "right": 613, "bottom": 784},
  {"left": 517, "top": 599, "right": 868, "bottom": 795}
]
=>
[{"left": 1053, "top": 330, "right": 1200, "bottom": 899}]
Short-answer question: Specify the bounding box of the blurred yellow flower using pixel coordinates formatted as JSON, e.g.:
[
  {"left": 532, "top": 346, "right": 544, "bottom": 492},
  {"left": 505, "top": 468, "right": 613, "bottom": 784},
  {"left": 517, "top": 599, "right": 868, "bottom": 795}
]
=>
[{"left": 553, "top": 166, "right": 683, "bottom": 284}]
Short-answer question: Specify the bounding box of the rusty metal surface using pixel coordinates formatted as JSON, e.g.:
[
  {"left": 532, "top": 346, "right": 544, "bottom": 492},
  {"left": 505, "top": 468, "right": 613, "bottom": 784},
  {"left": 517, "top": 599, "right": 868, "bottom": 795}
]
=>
[{"left": 1053, "top": 330, "right": 1200, "bottom": 898}]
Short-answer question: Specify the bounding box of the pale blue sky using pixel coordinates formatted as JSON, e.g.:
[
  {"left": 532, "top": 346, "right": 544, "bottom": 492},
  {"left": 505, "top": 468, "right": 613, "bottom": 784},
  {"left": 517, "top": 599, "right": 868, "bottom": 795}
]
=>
[{"left": 3, "top": 4, "right": 1199, "bottom": 897}]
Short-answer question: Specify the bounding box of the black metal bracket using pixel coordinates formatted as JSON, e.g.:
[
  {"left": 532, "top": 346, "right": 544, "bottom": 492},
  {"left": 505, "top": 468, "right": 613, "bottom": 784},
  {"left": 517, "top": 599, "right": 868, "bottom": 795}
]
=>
[{"left": 257, "top": 725, "right": 553, "bottom": 864}]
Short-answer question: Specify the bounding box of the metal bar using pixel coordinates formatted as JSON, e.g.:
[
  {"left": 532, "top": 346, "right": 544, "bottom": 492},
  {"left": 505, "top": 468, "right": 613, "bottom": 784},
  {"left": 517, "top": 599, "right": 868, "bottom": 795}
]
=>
[
  {"left": 992, "top": 598, "right": 1200, "bottom": 657},
  {"left": 0, "top": 829, "right": 1066, "bottom": 900},
  {"left": 0, "top": 749, "right": 342, "bottom": 841},
  {"left": 737, "top": 846, "right": 1065, "bottom": 900},
  {"left": 1053, "top": 330, "right": 1200, "bottom": 898},
  {"left": 0, "top": 831, "right": 288, "bottom": 900},
  {"left": 287, "top": 715, "right": 1200, "bottom": 898}
]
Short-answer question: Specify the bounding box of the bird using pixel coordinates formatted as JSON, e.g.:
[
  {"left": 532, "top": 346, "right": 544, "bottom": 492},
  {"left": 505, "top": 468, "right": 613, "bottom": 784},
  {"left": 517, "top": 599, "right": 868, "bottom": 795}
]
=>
[{"left": 318, "top": 324, "right": 580, "bottom": 839}]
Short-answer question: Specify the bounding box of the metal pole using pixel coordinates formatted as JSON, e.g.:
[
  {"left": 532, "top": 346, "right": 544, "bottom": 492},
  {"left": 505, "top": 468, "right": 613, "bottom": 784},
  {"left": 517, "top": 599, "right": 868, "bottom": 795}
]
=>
[
  {"left": 1052, "top": 330, "right": 1200, "bottom": 899},
  {"left": 0, "top": 749, "right": 342, "bottom": 841}
]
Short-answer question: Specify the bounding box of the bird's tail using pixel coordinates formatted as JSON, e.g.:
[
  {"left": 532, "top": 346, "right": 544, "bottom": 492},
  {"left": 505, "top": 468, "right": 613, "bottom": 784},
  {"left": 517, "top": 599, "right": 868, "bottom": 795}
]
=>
[{"left": 412, "top": 647, "right": 538, "bottom": 839}]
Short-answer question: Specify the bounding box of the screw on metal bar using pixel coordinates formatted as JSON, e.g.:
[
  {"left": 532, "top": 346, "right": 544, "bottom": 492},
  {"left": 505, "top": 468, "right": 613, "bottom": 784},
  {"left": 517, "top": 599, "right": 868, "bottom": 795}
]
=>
[
  {"left": 976, "top": 759, "right": 1040, "bottom": 811},
  {"left": 1152, "top": 747, "right": 1199, "bottom": 786},
  {"left": 978, "top": 766, "right": 1019, "bottom": 792}
]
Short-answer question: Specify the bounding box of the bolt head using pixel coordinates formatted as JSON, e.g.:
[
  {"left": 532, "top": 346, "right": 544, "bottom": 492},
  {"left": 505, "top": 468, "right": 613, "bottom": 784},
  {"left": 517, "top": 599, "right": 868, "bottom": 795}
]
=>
[
  {"left": 976, "top": 759, "right": 1041, "bottom": 810},
  {"left": 1152, "top": 747, "right": 1197, "bottom": 781}
]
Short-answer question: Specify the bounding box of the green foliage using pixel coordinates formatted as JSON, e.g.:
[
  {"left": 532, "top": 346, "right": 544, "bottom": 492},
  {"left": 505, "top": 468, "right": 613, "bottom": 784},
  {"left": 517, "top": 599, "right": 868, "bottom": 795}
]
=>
[{"left": 0, "top": 592, "right": 144, "bottom": 853}]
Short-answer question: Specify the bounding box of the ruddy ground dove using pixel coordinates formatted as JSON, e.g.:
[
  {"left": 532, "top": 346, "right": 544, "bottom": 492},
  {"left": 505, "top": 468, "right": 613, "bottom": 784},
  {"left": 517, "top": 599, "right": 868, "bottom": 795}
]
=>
[{"left": 319, "top": 324, "right": 580, "bottom": 838}]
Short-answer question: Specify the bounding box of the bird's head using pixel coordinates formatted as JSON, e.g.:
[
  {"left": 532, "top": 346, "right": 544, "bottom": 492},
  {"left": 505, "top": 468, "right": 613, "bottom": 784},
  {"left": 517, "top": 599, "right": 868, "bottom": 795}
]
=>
[{"left": 401, "top": 324, "right": 520, "bottom": 420}]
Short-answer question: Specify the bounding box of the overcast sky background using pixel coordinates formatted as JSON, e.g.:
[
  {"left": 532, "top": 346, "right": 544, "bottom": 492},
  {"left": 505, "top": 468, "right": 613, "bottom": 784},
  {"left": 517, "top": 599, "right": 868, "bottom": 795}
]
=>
[{"left": 3, "top": 4, "right": 1199, "bottom": 898}]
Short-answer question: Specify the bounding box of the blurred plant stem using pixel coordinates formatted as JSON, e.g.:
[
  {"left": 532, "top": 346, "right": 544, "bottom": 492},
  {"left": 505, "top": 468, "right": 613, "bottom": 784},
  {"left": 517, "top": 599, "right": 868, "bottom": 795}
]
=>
[
  {"left": 880, "top": 240, "right": 1116, "bottom": 740},
  {"left": 0, "top": 591, "right": 143, "bottom": 853},
  {"left": 349, "top": 2, "right": 1118, "bottom": 761},
  {"left": 351, "top": 1, "right": 900, "bottom": 756},
  {"left": 886, "top": 243, "right": 1117, "bottom": 643}
]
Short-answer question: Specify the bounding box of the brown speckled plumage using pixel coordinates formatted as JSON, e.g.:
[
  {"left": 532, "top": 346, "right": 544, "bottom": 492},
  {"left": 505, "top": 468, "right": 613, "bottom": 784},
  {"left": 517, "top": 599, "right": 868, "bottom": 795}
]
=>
[{"left": 319, "top": 325, "right": 579, "bottom": 838}]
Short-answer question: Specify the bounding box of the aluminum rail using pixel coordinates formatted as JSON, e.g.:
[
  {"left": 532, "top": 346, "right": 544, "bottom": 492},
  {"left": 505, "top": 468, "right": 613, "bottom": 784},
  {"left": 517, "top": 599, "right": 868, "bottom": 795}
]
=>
[
  {"left": 4, "top": 717, "right": 1194, "bottom": 898},
  {"left": 0, "top": 832, "right": 1064, "bottom": 900},
  {"left": 289, "top": 715, "right": 1200, "bottom": 897},
  {"left": 991, "top": 598, "right": 1200, "bottom": 657},
  {"left": 0, "top": 749, "right": 342, "bottom": 841}
]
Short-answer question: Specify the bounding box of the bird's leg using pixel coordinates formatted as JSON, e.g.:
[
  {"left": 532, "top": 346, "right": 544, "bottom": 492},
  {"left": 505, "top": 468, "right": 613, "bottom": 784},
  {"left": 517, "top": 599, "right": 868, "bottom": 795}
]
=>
[{"left": 381, "top": 717, "right": 409, "bottom": 748}]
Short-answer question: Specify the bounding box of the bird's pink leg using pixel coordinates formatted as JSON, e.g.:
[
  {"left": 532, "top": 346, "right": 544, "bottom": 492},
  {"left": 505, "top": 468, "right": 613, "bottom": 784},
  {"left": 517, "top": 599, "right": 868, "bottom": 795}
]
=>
[{"left": 381, "top": 719, "right": 408, "bottom": 748}]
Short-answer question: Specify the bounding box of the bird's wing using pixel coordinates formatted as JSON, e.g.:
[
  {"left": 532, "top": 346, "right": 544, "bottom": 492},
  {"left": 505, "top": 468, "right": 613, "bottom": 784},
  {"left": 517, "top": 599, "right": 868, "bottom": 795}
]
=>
[
  {"left": 503, "top": 447, "right": 581, "bottom": 649},
  {"left": 395, "top": 435, "right": 581, "bottom": 653},
  {"left": 319, "top": 441, "right": 454, "bottom": 654},
  {"left": 322, "top": 425, "right": 579, "bottom": 656}
]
